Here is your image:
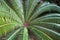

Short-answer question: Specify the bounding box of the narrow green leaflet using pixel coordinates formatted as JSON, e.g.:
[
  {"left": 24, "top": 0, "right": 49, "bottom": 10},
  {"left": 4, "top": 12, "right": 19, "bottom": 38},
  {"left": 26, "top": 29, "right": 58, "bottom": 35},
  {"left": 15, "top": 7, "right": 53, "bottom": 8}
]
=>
[
  {"left": 31, "top": 13, "right": 60, "bottom": 24},
  {"left": 31, "top": 21, "right": 60, "bottom": 33},
  {"left": 23, "top": 27, "right": 28, "bottom": 40}
]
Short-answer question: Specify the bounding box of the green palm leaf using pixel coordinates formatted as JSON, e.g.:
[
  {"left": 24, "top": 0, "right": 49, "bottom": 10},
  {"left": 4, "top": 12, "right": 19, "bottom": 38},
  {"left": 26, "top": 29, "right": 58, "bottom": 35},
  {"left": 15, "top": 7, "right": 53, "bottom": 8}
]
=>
[{"left": 0, "top": 0, "right": 60, "bottom": 40}]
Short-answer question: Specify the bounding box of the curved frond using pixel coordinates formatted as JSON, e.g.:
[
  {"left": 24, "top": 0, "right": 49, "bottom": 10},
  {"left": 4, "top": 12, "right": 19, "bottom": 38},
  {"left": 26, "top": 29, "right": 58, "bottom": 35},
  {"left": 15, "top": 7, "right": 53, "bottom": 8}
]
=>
[
  {"left": 29, "top": 4, "right": 60, "bottom": 21},
  {"left": 32, "top": 26, "right": 60, "bottom": 40},
  {"left": 30, "top": 26, "right": 53, "bottom": 40}
]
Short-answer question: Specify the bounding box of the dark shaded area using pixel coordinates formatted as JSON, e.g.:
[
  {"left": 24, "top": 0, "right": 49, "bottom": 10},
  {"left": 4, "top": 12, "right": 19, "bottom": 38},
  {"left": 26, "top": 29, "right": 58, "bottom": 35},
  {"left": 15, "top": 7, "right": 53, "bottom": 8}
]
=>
[
  {"left": 42, "top": 0, "right": 60, "bottom": 6},
  {"left": 28, "top": 29, "right": 34, "bottom": 40}
]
